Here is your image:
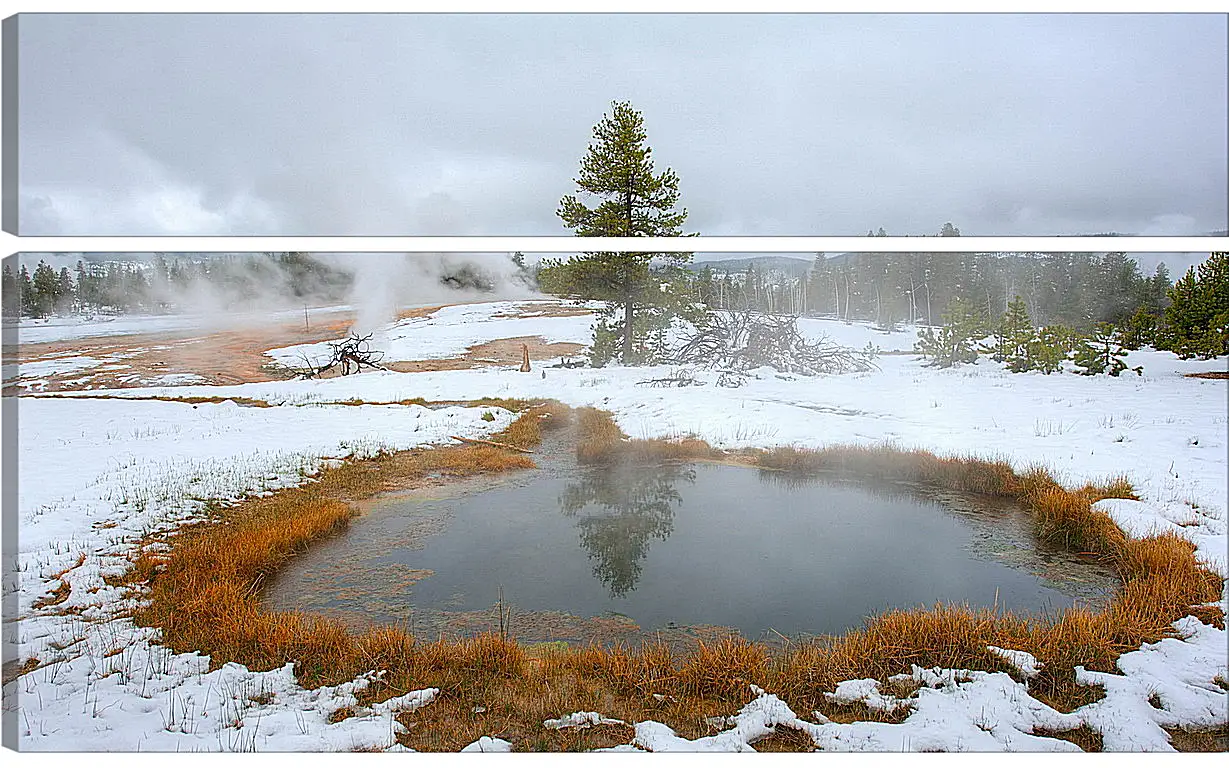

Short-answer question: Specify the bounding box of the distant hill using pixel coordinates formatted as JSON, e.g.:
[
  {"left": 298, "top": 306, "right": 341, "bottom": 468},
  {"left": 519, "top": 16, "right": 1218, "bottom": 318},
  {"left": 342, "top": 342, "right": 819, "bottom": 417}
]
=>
[{"left": 688, "top": 255, "right": 814, "bottom": 277}]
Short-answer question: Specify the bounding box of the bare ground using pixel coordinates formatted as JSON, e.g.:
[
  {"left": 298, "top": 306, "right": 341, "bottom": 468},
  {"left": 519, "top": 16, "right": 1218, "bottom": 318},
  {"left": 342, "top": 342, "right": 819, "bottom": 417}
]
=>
[{"left": 5, "top": 302, "right": 589, "bottom": 394}]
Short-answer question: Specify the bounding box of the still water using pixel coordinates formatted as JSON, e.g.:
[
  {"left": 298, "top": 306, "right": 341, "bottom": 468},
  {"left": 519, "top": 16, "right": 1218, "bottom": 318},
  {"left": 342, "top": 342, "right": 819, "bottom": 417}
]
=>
[{"left": 264, "top": 461, "right": 1118, "bottom": 642}]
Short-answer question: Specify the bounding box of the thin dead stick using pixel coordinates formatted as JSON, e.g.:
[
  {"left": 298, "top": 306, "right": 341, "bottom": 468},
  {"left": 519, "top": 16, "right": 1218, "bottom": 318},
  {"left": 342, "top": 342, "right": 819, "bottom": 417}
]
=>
[{"left": 449, "top": 435, "right": 533, "bottom": 453}]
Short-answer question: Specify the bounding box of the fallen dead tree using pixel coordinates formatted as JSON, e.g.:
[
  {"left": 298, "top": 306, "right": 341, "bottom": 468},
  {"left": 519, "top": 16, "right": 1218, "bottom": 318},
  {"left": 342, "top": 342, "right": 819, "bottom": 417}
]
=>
[
  {"left": 288, "top": 332, "right": 390, "bottom": 378},
  {"left": 670, "top": 309, "right": 879, "bottom": 377},
  {"left": 636, "top": 368, "right": 702, "bottom": 387},
  {"left": 449, "top": 434, "right": 534, "bottom": 453}
]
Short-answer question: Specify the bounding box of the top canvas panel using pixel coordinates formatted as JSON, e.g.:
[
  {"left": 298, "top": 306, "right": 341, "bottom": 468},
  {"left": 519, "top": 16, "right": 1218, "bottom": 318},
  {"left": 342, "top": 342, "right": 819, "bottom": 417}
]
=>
[{"left": 13, "top": 13, "right": 1229, "bottom": 237}]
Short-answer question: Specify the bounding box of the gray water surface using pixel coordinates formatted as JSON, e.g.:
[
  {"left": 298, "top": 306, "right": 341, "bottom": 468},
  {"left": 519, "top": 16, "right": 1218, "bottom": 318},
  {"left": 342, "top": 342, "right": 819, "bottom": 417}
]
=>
[{"left": 264, "top": 461, "right": 1118, "bottom": 643}]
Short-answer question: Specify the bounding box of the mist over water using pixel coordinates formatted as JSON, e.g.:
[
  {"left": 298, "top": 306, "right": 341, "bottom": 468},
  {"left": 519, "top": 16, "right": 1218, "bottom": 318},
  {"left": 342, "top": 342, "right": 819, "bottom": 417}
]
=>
[
  {"left": 334, "top": 253, "right": 538, "bottom": 336},
  {"left": 265, "top": 462, "right": 1119, "bottom": 641}
]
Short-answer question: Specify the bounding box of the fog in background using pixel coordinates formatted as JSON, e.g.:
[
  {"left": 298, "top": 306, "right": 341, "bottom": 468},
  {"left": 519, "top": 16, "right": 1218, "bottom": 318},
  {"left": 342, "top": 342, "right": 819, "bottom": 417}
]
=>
[
  {"left": 12, "top": 252, "right": 540, "bottom": 334},
  {"left": 18, "top": 13, "right": 1228, "bottom": 236},
  {"left": 14, "top": 250, "right": 1209, "bottom": 333}
]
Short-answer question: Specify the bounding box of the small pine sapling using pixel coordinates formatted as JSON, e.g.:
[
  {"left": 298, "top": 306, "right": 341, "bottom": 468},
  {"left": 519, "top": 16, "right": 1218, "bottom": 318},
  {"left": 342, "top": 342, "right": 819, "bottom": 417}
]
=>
[
  {"left": 983, "top": 296, "right": 1032, "bottom": 366},
  {"left": 1074, "top": 324, "right": 1141, "bottom": 376},
  {"left": 916, "top": 297, "right": 982, "bottom": 368},
  {"left": 1028, "top": 325, "right": 1074, "bottom": 374},
  {"left": 981, "top": 316, "right": 1010, "bottom": 363},
  {"left": 1120, "top": 306, "right": 1158, "bottom": 351}
]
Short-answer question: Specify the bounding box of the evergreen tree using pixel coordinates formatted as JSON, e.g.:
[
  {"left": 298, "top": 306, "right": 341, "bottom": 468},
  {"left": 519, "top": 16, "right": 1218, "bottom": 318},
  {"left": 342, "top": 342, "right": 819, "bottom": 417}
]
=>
[
  {"left": 31, "top": 261, "right": 58, "bottom": 317},
  {"left": 1120, "top": 306, "right": 1159, "bottom": 350},
  {"left": 1161, "top": 253, "right": 1229, "bottom": 359},
  {"left": 555, "top": 101, "right": 691, "bottom": 365},
  {"left": 75, "top": 261, "right": 90, "bottom": 311},
  {"left": 983, "top": 295, "right": 1031, "bottom": 364},
  {"left": 696, "top": 264, "right": 715, "bottom": 306},
  {"left": 805, "top": 253, "right": 833, "bottom": 316},
  {"left": 1074, "top": 323, "right": 1140, "bottom": 376},
  {"left": 1028, "top": 325, "right": 1075, "bottom": 374},
  {"left": 916, "top": 297, "right": 981, "bottom": 368},
  {"left": 55, "top": 267, "right": 75, "bottom": 313},
  {"left": 125, "top": 267, "right": 150, "bottom": 311},
  {"left": 1, "top": 263, "right": 16, "bottom": 317},
  {"left": 18, "top": 265, "right": 33, "bottom": 315},
  {"left": 1145, "top": 264, "right": 1171, "bottom": 312},
  {"left": 508, "top": 251, "right": 538, "bottom": 290}
]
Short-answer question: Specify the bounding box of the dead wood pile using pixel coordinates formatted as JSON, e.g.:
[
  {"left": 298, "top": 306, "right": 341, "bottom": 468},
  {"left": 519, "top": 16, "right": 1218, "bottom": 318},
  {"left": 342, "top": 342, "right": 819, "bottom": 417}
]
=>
[
  {"left": 670, "top": 310, "right": 878, "bottom": 376},
  {"left": 288, "top": 332, "right": 390, "bottom": 378}
]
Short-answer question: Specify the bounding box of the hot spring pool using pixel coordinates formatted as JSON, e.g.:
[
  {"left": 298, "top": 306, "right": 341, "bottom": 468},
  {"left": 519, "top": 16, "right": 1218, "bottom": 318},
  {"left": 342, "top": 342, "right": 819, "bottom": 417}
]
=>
[{"left": 264, "top": 459, "right": 1118, "bottom": 644}]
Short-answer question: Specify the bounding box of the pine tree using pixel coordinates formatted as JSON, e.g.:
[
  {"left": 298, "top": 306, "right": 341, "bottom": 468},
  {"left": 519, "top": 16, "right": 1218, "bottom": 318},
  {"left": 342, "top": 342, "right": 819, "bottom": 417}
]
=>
[
  {"left": 18, "top": 265, "right": 33, "bottom": 315},
  {"left": 983, "top": 295, "right": 1031, "bottom": 363},
  {"left": 555, "top": 101, "right": 691, "bottom": 365},
  {"left": 56, "top": 267, "right": 75, "bottom": 313},
  {"left": 916, "top": 297, "right": 981, "bottom": 368},
  {"left": 75, "top": 260, "right": 90, "bottom": 312},
  {"left": 1146, "top": 264, "right": 1171, "bottom": 311},
  {"left": 1120, "top": 306, "right": 1159, "bottom": 350},
  {"left": 1029, "top": 325, "right": 1074, "bottom": 374},
  {"left": 1161, "top": 252, "right": 1228, "bottom": 359},
  {"left": 1074, "top": 323, "right": 1140, "bottom": 376},
  {"left": 1, "top": 263, "right": 16, "bottom": 317},
  {"left": 696, "top": 264, "right": 715, "bottom": 306},
  {"left": 31, "top": 260, "right": 58, "bottom": 317},
  {"left": 508, "top": 252, "right": 538, "bottom": 290}
]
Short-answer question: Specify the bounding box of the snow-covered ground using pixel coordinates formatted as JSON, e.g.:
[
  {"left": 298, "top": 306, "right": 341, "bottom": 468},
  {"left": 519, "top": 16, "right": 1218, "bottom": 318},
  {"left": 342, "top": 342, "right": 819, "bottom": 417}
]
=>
[
  {"left": 7, "top": 397, "right": 518, "bottom": 752},
  {"left": 6, "top": 301, "right": 1227, "bottom": 752}
]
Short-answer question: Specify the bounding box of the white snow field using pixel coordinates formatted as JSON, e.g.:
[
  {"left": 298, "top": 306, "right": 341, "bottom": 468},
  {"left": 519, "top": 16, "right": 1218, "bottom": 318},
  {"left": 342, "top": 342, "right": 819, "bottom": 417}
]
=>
[{"left": 7, "top": 300, "right": 1227, "bottom": 752}]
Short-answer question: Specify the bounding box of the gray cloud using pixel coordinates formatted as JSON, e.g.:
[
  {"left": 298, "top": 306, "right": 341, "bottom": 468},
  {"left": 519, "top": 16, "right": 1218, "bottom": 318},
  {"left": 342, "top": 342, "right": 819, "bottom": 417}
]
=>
[{"left": 17, "top": 13, "right": 1228, "bottom": 236}]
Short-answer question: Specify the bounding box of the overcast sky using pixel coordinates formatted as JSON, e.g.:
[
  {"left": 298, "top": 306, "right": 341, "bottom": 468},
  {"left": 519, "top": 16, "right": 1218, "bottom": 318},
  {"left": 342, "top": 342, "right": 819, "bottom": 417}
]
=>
[{"left": 17, "top": 13, "right": 1229, "bottom": 236}]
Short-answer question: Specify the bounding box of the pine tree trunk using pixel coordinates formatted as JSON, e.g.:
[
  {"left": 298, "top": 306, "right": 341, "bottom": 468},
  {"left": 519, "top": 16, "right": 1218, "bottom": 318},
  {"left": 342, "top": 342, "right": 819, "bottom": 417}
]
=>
[{"left": 623, "top": 295, "right": 634, "bottom": 363}]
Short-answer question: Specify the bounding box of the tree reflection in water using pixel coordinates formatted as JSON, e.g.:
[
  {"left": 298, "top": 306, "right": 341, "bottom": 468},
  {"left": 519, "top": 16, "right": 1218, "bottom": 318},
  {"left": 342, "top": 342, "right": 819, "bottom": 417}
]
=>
[{"left": 558, "top": 464, "right": 696, "bottom": 597}]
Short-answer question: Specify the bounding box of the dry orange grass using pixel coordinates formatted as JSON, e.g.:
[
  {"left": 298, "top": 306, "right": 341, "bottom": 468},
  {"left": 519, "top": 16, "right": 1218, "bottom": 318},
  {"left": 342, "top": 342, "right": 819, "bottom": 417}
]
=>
[
  {"left": 32, "top": 552, "right": 86, "bottom": 610},
  {"left": 121, "top": 403, "right": 1225, "bottom": 751},
  {"left": 130, "top": 404, "right": 553, "bottom": 689},
  {"left": 575, "top": 406, "right": 629, "bottom": 463},
  {"left": 29, "top": 393, "right": 276, "bottom": 408},
  {"left": 570, "top": 410, "right": 1223, "bottom": 716}
]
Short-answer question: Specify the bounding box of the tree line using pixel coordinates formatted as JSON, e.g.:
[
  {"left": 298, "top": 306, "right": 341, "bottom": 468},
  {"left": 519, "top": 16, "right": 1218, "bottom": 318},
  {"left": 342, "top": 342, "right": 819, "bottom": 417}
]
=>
[
  {"left": 1, "top": 253, "right": 353, "bottom": 318},
  {"left": 912, "top": 249, "right": 1227, "bottom": 372},
  {"left": 690, "top": 250, "right": 1171, "bottom": 336}
]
